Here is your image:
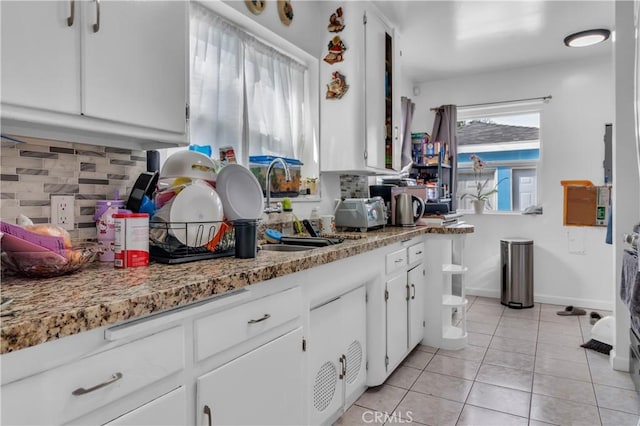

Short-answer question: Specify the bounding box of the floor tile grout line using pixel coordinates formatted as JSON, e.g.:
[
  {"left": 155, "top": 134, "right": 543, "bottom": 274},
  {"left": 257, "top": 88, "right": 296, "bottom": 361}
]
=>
[{"left": 581, "top": 314, "right": 605, "bottom": 426}]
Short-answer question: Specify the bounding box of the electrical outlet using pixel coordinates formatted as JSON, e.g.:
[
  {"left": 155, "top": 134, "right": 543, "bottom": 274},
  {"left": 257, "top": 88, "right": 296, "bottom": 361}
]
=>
[{"left": 51, "top": 195, "right": 75, "bottom": 231}]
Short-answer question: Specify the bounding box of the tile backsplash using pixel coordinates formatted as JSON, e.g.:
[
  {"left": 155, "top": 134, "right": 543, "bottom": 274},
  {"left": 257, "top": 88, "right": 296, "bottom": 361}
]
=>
[
  {"left": 0, "top": 136, "right": 146, "bottom": 240},
  {"left": 339, "top": 174, "right": 369, "bottom": 199}
]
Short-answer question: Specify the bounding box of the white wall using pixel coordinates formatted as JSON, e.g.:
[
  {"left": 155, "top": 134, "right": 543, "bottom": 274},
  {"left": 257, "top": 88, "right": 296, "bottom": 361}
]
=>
[
  {"left": 222, "top": 0, "right": 323, "bottom": 57},
  {"left": 413, "top": 56, "right": 616, "bottom": 309}
]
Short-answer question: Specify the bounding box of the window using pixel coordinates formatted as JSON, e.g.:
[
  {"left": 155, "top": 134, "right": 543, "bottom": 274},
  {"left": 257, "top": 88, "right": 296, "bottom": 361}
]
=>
[
  {"left": 456, "top": 108, "right": 541, "bottom": 212},
  {"left": 161, "top": 3, "right": 318, "bottom": 195}
]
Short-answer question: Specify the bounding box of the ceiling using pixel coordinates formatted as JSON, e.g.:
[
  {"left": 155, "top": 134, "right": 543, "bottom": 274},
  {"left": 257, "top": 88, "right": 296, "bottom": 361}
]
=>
[{"left": 372, "top": 1, "right": 615, "bottom": 84}]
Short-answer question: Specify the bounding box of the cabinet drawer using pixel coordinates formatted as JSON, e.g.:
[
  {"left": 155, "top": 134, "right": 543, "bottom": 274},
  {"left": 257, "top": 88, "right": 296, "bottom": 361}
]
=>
[
  {"left": 105, "top": 386, "right": 186, "bottom": 426},
  {"left": 1, "top": 326, "right": 184, "bottom": 425},
  {"left": 195, "top": 287, "right": 301, "bottom": 362},
  {"left": 386, "top": 248, "right": 407, "bottom": 275},
  {"left": 408, "top": 242, "right": 425, "bottom": 265}
]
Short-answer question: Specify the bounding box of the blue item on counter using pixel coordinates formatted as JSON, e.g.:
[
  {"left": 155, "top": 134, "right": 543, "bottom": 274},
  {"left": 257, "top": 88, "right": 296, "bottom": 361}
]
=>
[
  {"left": 264, "top": 229, "right": 283, "bottom": 244},
  {"left": 139, "top": 195, "right": 156, "bottom": 215},
  {"left": 248, "top": 155, "right": 303, "bottom": 166},
  {"left": 189, "top": 144, "right": 212, "bottom": 157}
]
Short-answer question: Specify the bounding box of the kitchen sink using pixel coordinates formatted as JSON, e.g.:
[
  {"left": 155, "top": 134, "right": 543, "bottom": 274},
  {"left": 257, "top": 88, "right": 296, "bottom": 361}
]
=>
[{"left": 260, "top": 244, "right": 317, "bottom": 252}]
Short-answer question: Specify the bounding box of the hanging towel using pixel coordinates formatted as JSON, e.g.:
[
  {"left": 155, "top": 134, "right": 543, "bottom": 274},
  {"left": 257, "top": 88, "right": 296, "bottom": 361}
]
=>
[{"left": 620, "top": 249, "right": 640, "bottom": 332}]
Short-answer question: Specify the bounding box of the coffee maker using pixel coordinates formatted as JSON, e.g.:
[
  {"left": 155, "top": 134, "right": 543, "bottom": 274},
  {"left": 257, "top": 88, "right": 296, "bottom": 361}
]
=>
[{"left": 369, "top": 185, "right": 395, "bottom": 224}]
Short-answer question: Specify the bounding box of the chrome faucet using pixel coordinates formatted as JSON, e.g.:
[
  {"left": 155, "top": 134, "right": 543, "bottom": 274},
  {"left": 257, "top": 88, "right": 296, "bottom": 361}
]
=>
[{"left": 264, "top": 157, "right": 292, "bottom": 213}]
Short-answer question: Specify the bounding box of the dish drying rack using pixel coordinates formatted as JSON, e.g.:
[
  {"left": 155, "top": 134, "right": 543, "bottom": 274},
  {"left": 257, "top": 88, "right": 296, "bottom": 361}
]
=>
[{"left": 149, "top": 221, "right": 235, "bottom": 264}]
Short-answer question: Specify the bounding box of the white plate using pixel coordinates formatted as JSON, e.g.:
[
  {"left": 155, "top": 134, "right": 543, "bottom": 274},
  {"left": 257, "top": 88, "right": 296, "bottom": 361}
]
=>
[
  {"left": 168, "top": 184, "right": 224, "bottom": 247},
  {"left": 216, "top": 164, "right": 264, "bottom": 220}
]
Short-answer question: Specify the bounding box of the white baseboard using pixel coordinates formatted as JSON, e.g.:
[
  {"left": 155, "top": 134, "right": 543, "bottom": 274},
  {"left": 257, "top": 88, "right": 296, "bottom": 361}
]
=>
[
  {"left": 610, "top": 349, "right": 630, "bottom": 372},
  {"left": 466, "top": 287, "right": 613, "bottom": 311}
]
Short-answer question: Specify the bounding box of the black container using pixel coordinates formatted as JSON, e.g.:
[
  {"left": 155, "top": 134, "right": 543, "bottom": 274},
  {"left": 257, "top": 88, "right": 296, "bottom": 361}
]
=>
[
  {"left": 369, "top": 184, "right": 396, "bottom": 224},
  {"left": 235, "top": 219, "right": 259, "bottom": 258}
]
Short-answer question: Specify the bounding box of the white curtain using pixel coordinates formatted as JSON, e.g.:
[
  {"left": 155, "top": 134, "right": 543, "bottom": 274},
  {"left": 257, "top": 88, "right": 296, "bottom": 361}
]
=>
[
  {"left": 190, "top": 5, "right": 244, "bottom": 159},
  {"left": 189, "top": 3, "right": 305, "bottom": 164},
  {"left": 245, "top": 39, "right": 305, "bottom": 159}
]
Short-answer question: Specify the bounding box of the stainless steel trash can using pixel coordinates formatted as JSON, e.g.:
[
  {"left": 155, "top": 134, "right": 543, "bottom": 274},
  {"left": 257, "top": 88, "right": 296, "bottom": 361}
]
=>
[{"left": 500, "top": 238, "right": 534, "bottom": 309}]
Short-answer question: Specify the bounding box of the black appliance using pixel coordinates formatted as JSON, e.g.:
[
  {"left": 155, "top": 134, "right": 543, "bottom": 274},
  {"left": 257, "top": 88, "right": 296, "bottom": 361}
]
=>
[
  {"left": 369, "top": 184, "right": 395, "bottom": 224},
  {"left": 126, "top": 171, "right": 158, "bottom": 213}
]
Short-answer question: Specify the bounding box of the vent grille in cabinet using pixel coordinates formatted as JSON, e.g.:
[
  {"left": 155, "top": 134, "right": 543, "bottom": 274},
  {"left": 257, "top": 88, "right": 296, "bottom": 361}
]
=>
[
  {"left": 345, "top": 340, "right": 363, "bottom": 384},
  {"left": 313, "top": 361, "right": 337, "bottom": 411}
]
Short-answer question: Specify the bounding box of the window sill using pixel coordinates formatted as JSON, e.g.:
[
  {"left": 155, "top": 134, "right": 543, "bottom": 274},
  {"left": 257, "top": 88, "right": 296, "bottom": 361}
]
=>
[
  {"left": 459, "top": 209, "right": 542, "bottom": 216},
  {"left": 265, "top": 195, "right": 321, "bottom": 203}
]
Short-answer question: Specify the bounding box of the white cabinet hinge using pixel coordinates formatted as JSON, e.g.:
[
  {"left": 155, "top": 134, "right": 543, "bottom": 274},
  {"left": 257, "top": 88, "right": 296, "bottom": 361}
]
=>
[
  {"left": 384, "top": 289, "right": 389, "bottom": 301},
  {"left": 363, "top": 12, "right": 367, "bottom": 25},
  {"left": 365, "top": 293, "right": 368, "bottom": 303},
  {"left": 302, "top": 338, "right": 306, "bottom": 352},
  {"left": 384, "top": 355, "right": 389, "bottom": 368},
  {"left": 423, "top": 320, "right": 426, "bottom": 327},
  {"left": 406, "top": 285, "right": 410, "bottom": 301},
  {"left": 366, "top": 361, "right": 368, "bottom": 370},
  {"left": 186, "top": 103, "right": 190, "bottom": 120},
  {"left": 423, "top": 269, "right": 426, "bottom": 276},
  {"left": 364, "top": 150, "right": 368, "bottom": 160}
]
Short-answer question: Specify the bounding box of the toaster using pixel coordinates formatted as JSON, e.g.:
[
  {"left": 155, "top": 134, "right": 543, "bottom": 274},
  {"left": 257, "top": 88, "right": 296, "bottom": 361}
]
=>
[{"left": 334, "top": 197, "right": 386, "bottom": 231}]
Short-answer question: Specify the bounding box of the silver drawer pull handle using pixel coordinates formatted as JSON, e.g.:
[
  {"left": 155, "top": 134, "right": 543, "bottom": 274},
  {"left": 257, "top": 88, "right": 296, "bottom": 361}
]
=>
[
  {"left": 72, "top": 372, "right": 123, "bottom": 395},
  {"left": 415, "top": 250, "right": 423, "bottom": 255},
  {"left": 395, "top": 258, "right": 404, "bottom": 263},
  {"left": 248, "top": 313, "right": 271, "bottom": 324}
]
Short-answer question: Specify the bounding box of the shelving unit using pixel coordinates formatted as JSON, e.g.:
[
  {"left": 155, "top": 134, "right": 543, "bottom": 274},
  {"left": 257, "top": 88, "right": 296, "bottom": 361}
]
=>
[
  {"left": 423, "top": 234, "right": 469, "bottom": 350},
  {"left": 411, "top": 161, "right": 454, "bottom": 211},
  {"left": 384, "top": 33, "right": 393, "bottom": 169},
  {"left": 440, "top": 263, "right": 467, "bottom": 349}
]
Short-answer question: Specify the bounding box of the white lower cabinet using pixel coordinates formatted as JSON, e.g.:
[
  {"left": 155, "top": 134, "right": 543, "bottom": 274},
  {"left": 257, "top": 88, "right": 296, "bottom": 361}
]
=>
[
  {"left": 385, "top": 273, "right": 408, "bottom": 370},
  {"left": 309, "top": 286, "right": 367, "bottom": 425},
  {"left": 368, "top": 240, "right": 426, "bottom": 385},
  {"left": 104, "top": 386, "right": 186, "bottom": 426},
  {"left": 197, "top": 327, "right": 304, "bottom": 426},
  {"left": 408, "top": 263, "right": 426, "bottom": 349},
  {"left": 1, "top": 326, "right": 185, "bottom": 426}
]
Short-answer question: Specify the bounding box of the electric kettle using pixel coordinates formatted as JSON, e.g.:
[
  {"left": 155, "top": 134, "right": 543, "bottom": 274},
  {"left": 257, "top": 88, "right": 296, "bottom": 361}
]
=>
[{"left": 395, "top": 193, "right": 425, "bottom": 227}]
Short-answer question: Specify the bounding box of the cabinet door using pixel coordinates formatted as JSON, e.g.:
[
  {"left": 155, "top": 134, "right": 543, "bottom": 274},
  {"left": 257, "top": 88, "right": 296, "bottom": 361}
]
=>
[
  {"left": 386, "top": 274, "right": 408, "bottom": 371},
  {"left": 391, "top": 28, "right": 402, "bottom": 172},
  {"left": 339, "top": 286, "right": 367, "bottom": 407},
  {"left": 309, "top": 298, "right": 343, "bottom": 425},
  {"left": 364, "top": 9, "right": 389, "bottom": 171},
  {"left": 197, "top": 328, "right": 304, "bottom": 426},
  {"left": 408, "top": 264, "right": 425, "bottom": 349},
  {"left": 81, "top": 1, "right": 187, "bottom": 133},
  {"left": 1, "top": 1, "right": 80, "bottom": 114},
  {"left": 104, "top": 387, "right": 186, "bottom": 426}
]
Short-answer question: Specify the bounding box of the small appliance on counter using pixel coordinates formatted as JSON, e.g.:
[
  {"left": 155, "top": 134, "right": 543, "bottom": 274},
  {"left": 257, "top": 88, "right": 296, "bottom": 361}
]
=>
[
  {"left": 369, "top": 184, "right": 396, "bottom": 224},
  {"left": 334, "top": 197, "right": 386, "bottom": 232},
  {"left": 390, "top": 186, "right": 431, "bottom": 225}
]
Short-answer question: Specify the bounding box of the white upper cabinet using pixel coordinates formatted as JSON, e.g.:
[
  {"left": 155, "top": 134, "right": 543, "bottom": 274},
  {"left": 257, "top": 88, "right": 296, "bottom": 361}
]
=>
[
  {"left": 0, "top": 0, "right": 188, "bottom": 149},
  {"left": 1, "top": 1, "right": 80, "bottom": 114},
  {"left": 81, "top": 1, "right": 187, "bottom": 133},
  {"left": 320, "top": 2, "right": 401, "bottom": 173}
]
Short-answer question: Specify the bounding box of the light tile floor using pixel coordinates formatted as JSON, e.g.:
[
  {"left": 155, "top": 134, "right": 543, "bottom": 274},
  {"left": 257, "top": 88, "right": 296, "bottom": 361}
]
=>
[{"left": 336, "top": 296, "right": 640, "bottom": 426}]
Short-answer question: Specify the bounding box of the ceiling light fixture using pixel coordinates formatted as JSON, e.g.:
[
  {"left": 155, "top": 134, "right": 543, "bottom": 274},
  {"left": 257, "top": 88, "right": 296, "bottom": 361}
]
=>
[{"left": 564, "top": 29, "right": 611, "bottom": 48}]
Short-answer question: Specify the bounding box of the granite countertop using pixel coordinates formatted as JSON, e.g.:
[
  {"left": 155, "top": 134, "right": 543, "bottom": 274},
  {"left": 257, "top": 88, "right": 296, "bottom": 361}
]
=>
[{"left": 0, "top": 225, "right": 473, "bottom": 354}]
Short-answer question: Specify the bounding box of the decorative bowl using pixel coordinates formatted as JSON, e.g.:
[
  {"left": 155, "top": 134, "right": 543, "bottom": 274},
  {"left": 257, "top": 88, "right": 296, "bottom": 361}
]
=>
[{"left": 1, "top": 243, "right": 102, "bottom": 278}]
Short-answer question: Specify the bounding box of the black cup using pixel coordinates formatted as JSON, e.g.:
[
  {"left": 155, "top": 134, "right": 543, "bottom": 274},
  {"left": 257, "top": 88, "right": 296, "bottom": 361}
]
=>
[{"left": 234, "top": 219, "right": 259, "bottom": 258}]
